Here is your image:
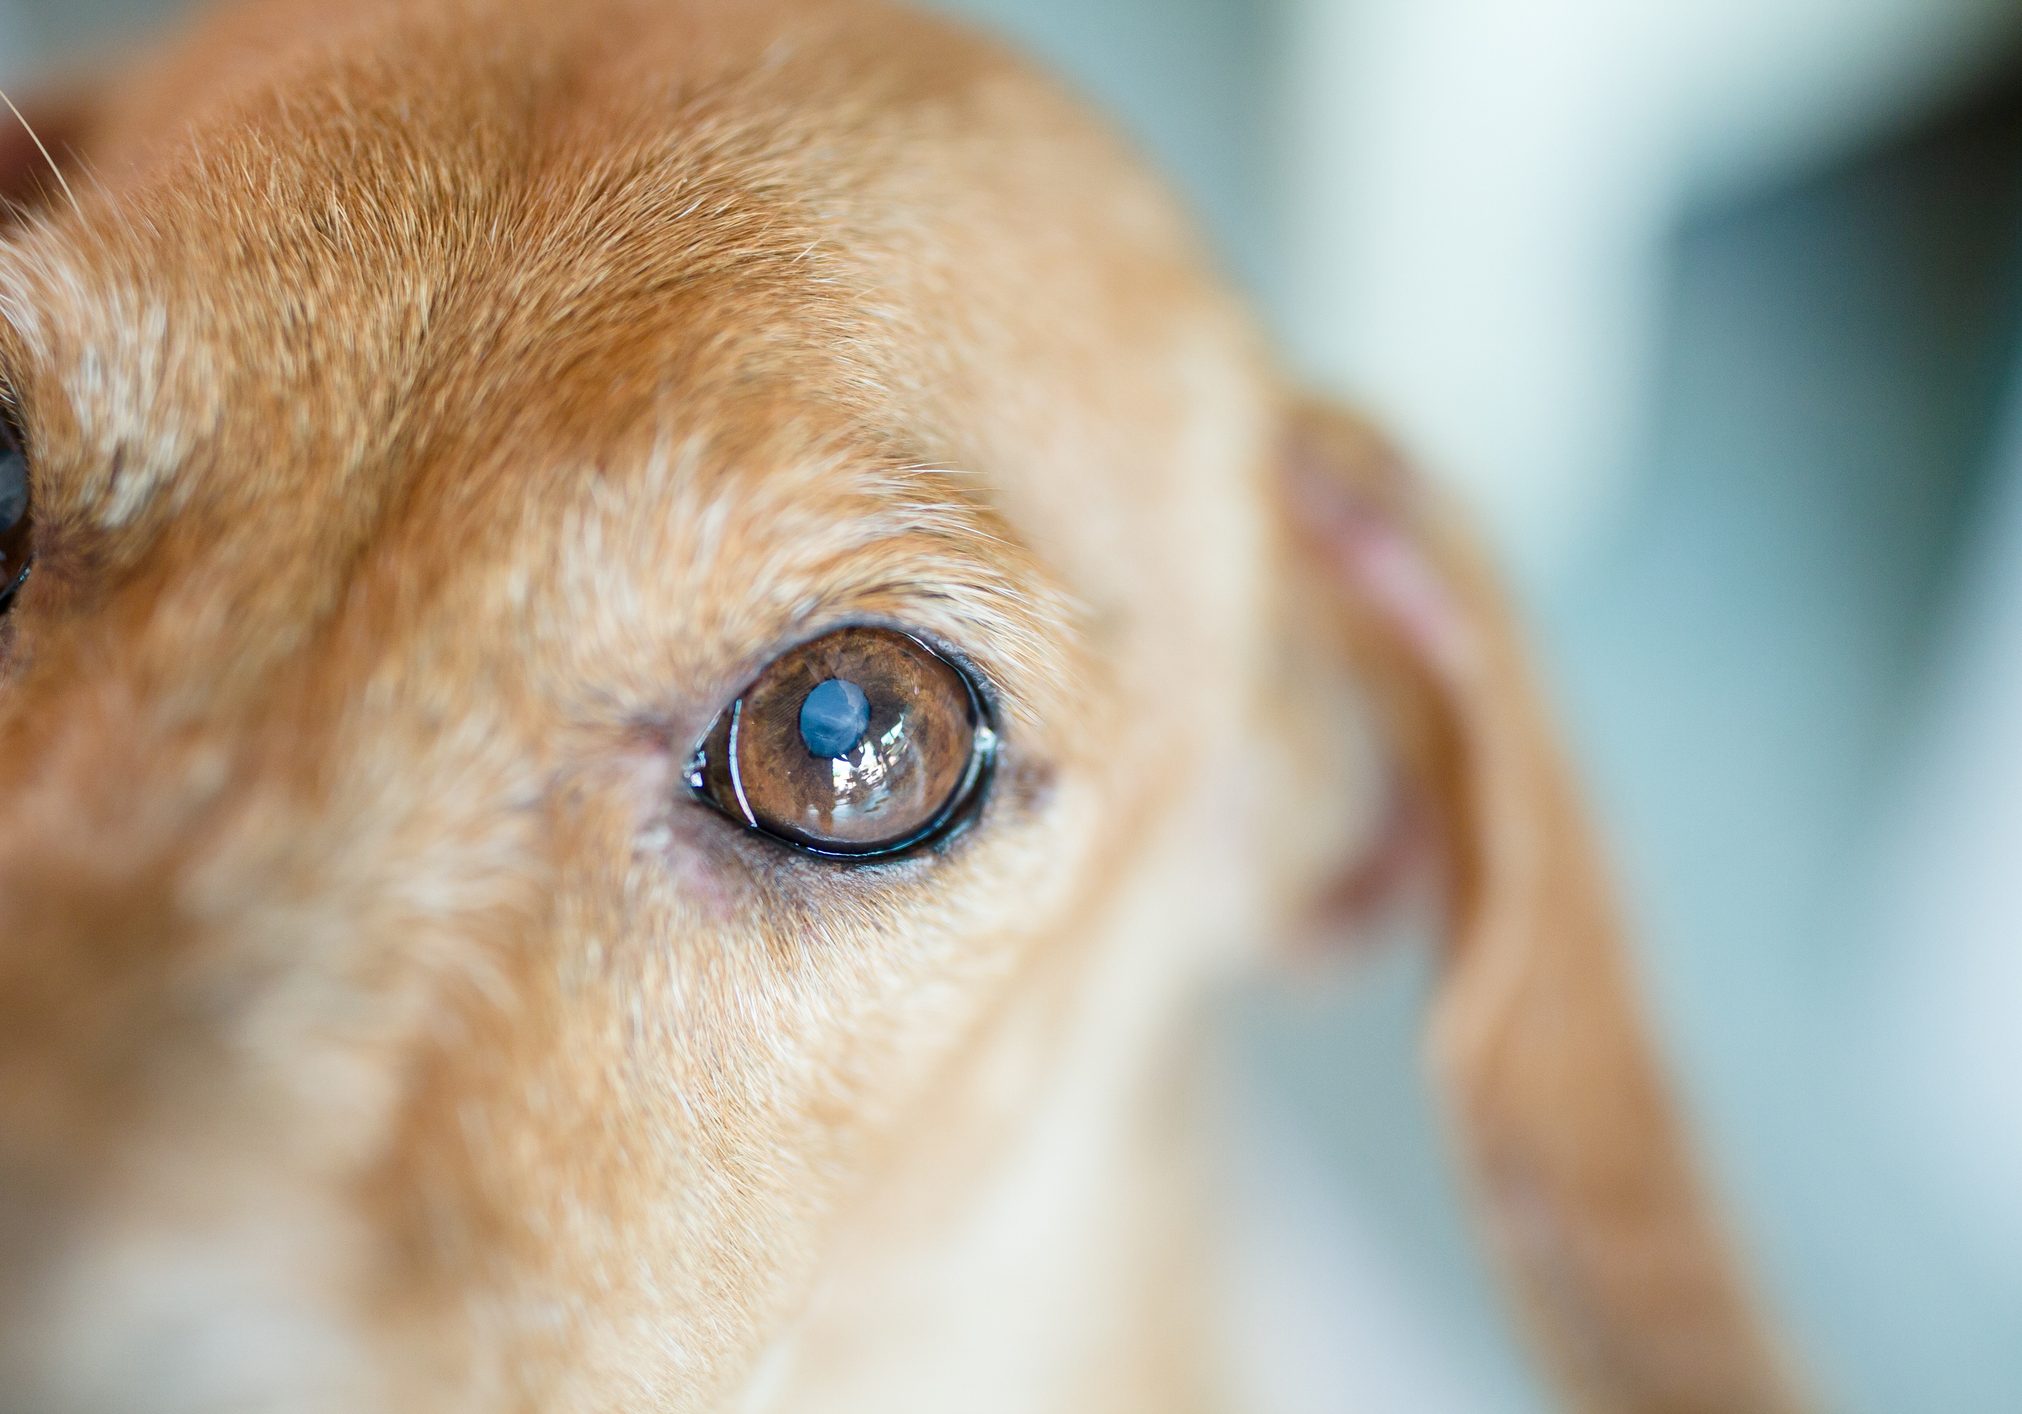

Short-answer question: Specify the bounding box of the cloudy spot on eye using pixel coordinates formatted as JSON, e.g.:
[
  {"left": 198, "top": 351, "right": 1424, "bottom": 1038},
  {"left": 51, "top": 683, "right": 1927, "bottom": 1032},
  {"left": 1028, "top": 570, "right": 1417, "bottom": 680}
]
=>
[{"left": 798, "top": 678, "right": 871, "bottom": 759}]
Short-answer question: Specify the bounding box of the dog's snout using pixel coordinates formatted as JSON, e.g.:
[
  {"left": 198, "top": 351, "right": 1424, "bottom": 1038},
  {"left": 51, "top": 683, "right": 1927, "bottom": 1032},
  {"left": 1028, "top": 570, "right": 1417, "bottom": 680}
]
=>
[
  {"left": 0, "top": 692, "right": 228, "bottom": 1097},
  {"left": 0, "top": 652, "right": 532, "bottom": 1411},
  {"left": 0, "top": 855, "right": 322, "bottom": 1414}
]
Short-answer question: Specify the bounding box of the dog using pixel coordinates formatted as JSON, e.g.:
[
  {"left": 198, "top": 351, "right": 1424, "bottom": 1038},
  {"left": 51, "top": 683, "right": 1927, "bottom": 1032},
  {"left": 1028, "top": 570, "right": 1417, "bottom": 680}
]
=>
[{"left": 0, "top": 0, "right": 1805, "bottom": 1408}]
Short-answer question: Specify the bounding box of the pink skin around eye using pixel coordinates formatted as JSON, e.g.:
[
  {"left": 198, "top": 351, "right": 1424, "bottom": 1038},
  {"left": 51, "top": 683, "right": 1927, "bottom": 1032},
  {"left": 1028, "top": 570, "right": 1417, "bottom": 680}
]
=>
[{"left": 609, "top": 735, "right": 743, "bottom": 919}]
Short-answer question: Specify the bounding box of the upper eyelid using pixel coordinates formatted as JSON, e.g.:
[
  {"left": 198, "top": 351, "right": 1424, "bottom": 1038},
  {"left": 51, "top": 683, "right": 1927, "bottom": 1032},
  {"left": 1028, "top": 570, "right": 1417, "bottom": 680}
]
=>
[
  {"left": 0, "top": 335, "right": 52, "bottom": 457},
  {"left": 0, "top": 348, "right": 24, "bottom": 425},
  {"left": 772, "top": 550, "right": 1076, "bottom": 724},
  {"left": 0, "top": 263, "right": 42, "bottom": 393},
  {"left": 0, "top": 368, "right": 31, "bottom": 468}
]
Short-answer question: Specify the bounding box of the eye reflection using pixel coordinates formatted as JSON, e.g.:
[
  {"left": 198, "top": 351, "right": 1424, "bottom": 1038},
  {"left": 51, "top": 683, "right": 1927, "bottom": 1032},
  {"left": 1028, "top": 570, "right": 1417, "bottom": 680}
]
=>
[
  {"left": 833, "top": 716, "right": 908, "bottom": 795},
  {"left": 690, "top": 627, "right": 994, "bottom": 858}
]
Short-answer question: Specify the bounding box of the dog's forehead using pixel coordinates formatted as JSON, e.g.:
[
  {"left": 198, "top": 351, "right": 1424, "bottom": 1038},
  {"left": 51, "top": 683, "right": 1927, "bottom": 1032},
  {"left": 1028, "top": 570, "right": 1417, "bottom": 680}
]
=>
[{"left": 1, "top": 0, "right": 1274, "bottom": 688}]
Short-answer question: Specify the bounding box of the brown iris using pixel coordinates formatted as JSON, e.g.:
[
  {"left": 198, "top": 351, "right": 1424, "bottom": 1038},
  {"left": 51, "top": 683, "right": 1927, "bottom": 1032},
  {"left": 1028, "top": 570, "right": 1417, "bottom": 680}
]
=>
[{"left": 688, "top": 626, "right": 994, "bottom": 858}]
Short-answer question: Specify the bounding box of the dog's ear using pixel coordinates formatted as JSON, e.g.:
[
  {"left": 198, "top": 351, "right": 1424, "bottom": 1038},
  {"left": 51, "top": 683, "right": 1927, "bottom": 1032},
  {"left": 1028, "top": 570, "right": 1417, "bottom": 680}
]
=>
[{"left": 1276, "top": 396, "right": 1804, "bottom": 1411}]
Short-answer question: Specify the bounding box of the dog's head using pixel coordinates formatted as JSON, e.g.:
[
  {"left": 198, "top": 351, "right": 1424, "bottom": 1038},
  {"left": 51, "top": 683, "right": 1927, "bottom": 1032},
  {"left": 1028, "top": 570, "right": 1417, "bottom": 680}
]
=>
[{"left": 0, "top": 0, "right": 1798, "bottom": 1409}]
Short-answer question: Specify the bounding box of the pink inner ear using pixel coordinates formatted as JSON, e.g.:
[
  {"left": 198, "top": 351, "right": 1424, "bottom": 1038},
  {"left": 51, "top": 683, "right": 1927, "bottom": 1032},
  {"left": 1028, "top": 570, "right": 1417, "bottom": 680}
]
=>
[
  {"left": 1319, "top": 772, "right": 1442, "bottom": 936},
  {"left": 1284, "top": 458, "right": 1477, "bottom": 688},
  {"left": 1277, "top": 459, "right": 1476, "bottom": 939}
]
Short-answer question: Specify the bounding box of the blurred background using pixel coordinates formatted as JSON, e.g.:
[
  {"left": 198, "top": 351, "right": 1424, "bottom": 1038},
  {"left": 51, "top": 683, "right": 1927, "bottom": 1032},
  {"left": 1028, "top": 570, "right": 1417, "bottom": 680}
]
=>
[{"left": 7, "top": 0, "right": 2021, "bottom": 1408}]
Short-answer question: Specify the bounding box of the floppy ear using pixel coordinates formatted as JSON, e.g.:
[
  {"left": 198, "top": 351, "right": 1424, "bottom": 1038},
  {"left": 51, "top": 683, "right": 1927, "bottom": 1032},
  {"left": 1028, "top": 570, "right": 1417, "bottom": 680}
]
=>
[{"left": 1278, "top": 396, "right": 1805, "bottom": 1412}]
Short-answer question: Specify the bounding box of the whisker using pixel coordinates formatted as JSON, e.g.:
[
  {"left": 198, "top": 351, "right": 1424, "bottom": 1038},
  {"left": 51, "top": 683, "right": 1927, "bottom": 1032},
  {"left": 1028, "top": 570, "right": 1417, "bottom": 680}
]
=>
[{"left": 0, "top": 84, "right": 80, "bottom": 218}]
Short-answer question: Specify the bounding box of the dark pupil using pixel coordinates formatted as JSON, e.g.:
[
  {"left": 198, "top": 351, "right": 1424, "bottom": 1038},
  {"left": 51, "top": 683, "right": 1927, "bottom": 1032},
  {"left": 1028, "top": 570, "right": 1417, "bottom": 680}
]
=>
[{"left": 799, "top": 678, "right": 872, "bottom": 759}]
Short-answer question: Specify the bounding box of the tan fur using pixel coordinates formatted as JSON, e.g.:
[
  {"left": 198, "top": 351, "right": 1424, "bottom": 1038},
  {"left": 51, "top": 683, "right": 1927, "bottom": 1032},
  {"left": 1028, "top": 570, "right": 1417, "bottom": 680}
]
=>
[{"left": 0, "top": 1, "right": 1801, "bottom": 1409}]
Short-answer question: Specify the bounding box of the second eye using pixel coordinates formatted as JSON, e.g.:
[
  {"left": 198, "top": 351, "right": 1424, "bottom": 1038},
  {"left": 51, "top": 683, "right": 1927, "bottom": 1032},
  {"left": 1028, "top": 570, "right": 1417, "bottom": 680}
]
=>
[{"left": 1, "top": 401, "right": 33, "bottom": 616}]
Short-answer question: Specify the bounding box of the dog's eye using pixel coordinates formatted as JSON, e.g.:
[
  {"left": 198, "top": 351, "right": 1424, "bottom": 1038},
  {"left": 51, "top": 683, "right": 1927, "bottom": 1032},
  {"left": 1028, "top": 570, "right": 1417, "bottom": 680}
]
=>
[
  {"left": 687, "top": 627, "right": 995, "bottom": 858},
  {"left": 0, "top": 406, "right": 31, "bottom": 615}
]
